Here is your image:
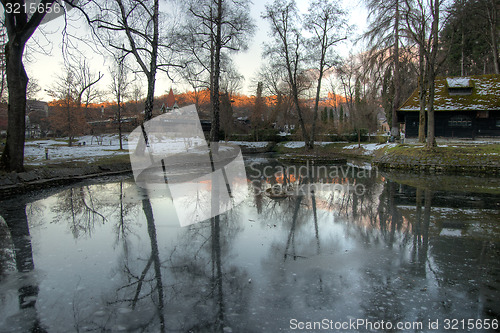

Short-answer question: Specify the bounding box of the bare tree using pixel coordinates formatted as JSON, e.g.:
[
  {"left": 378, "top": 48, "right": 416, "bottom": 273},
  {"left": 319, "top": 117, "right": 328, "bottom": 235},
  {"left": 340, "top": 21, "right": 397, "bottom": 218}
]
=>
[
  {"left": 130, "top": 78, "right": 143, "bottom": 113},
  {"left": 47, "top": 59, "right": 103, "bottom": 146},
  {"left": 478, "top": 0, "right": 500, "bottom": 74},
  {"left": 404, "top": 0, "right": 448, "bottom": 148},
  {"left": 363, "top": 0, "right": 407, "bottom": 137},
  {"left": 336, "top": 55, "right": 357, "bottom": 131},
  {"left": 0, "top": 27, "right": 7, "bottom": 103},
  {"left": 109, "top": 49, "right": 130, "bottom": 150},
  {"left": 263, "top": 0, "right": 312, "bottom": 148},
  {"left": 304, "top": 0, "right": 349, "bottom": 148},
  {"left": 182, "top": 0, "right": 255, "bottom": 143},
  {"left": 404, "top": 0, "right": 429, "bottom": 142},
  {"left": 0, "top": 0, "right": 66, "bottom": 171},
  {"left": 76, "top": 59, "right": 104, "bottom": 107},
  {"left": 26, "top": 76, "right": 41, "bottom": 100},
  {"left": 83, "top": 0, "right": 181, "bottom": 122},
  {"left": 251, "top": 82, "right": 265, "bottom": 140},
  {"left": 257, "top": 62, "right": 295, "bottom": 131},
  {"left": 220, "top": 61, "right": 244, "bottom": 97}
]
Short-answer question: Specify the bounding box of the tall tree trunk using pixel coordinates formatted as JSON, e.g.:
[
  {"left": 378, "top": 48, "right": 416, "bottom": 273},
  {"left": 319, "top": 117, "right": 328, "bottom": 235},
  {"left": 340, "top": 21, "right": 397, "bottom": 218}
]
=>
[
  {"left": 67, "top": 101, "right": 73, "bottom": 147},
  {"left": 461, "top": 29, "right": 465, "bottom": 76},
  {"left": 144, "top": 77, "right": 155, "bottom": 121},
  {"left": 292, "top": 87, "right": 309, "bottom": 149},
  {"left": 0, "top": 1, "right": 51, "bottom": 172},
  {"left": 1, "top": 41, "right": 28, "bottom": 172},
  {"left": 143, "top": 0, "right": 159, "bottom": 121},
  {"left": 418, "top": 41, "right": 426, "bottom": 143},
  {"left": 286, "top": 37, "right": 309, "bottom": 149},
  {"left": 391, "top": 0, "right": 401, "bottom": 137},
  {"left": 488, "top": 0, "right": 500, "bottom": 74},
  {"left": 426, "top": 74, "right": 436, "bottom": 148},
  {"left": 118, "top": 95, "right": 123, "bottom": 150},
  {"left": 210, "top": 0, "right": 223, "bottom": 144},
  {"left": 418, "top": 88, "right": 427, "bottom": 143},
  {"left": 311, "top": 61, "right": 325, "bottom": 150},
  {"left": 426, "top": 0, "right": 439, "bottom": 149}
]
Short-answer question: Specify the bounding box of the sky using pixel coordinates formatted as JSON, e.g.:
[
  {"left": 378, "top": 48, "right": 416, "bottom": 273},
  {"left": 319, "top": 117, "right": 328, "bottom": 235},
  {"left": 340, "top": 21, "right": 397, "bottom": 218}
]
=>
[{"left": 25, "top": 0, "right": 368, "bottom": 102}]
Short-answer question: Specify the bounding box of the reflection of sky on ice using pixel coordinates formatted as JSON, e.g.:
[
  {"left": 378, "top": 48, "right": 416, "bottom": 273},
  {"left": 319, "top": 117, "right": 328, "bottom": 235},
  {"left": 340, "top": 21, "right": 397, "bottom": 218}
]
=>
[
  {"left": 0, "top": 164, "right": 499, "bottom": 332},
  {"left": 128, "top": 105, "right": 247, "bottom": 227}
]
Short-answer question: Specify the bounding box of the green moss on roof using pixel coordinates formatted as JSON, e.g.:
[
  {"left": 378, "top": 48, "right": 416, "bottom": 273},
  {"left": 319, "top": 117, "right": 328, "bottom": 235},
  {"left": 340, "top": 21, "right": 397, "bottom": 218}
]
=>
[{"left": 399, "top": 74, "right": 500, "bottom": 112}]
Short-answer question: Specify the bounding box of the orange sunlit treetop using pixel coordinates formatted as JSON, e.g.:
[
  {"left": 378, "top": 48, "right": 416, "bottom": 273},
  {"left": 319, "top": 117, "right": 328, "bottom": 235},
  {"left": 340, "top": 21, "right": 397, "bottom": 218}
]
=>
[
  {"left": 326, "top": 93, "right": 348, "bottom": 107},
  {"left": 47, "top": 89, "right": 347, "bottom": 111},
  {"left": 157, "top": 89, "right": 346, "bottom": 109},
  {"left": 47, "top": 100, "right": 118, "bottom": 108}
]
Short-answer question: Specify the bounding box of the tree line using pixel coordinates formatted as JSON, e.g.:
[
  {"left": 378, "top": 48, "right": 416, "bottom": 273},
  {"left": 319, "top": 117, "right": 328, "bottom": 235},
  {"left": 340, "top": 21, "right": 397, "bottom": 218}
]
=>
[{"left": 0, "top": 0, "right": 498, "bottom": 171}]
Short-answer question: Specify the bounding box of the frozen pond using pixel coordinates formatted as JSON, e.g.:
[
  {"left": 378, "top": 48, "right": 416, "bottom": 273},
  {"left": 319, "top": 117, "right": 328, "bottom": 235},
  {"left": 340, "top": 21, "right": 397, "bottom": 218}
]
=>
[{"left": 0, "top": 158, "right": 499, "bottom": 332}]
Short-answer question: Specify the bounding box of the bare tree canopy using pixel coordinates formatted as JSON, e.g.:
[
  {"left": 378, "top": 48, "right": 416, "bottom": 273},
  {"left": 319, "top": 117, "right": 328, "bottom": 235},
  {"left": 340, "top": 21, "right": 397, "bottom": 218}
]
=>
[
  {"left": 0, "top": 0, "right": 75, "bottom": 171},
  {"left": 46, "top": 58, "right": 103, "bottom": 146},
  {"left": 180, "top": 0, "right": 255, "bottom": 142},
  {"left": 79, "top": 0, "right": 181, "bottom": 121},
  {"left": 304, "top": 0, "right": 349, "bottom": 148},
  {"left": 363, "top": 0, "right": 407, "bottom": 136}
]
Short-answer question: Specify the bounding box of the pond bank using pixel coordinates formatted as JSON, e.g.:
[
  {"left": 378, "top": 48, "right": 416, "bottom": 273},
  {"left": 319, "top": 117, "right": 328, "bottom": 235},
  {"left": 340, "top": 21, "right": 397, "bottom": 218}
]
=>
[
  {"left": 2, "top": 140, "right": 499, "bottom": 198},
  {"left": 275, "top": 140, "right": 500, "bottom": 175},
  {"left": 0, "top": 162, "right": 131, "bottom": 199},
  {"left": 372, "top": 144, "right": 500, "bottom": 174}
]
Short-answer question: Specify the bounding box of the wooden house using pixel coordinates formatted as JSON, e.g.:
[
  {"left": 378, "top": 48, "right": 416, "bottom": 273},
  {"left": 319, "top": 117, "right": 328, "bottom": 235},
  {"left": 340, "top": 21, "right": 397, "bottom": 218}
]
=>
[{"left": 397, "top": 74, "right": 500, "bottom": 138}]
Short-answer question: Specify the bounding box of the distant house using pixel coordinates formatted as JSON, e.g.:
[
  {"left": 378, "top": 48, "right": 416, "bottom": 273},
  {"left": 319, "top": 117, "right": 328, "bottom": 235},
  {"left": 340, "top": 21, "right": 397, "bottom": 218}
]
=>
[
  {"left": 377, "top": 111, "right": 390, "bottom": 133},
  {"left": 26, "top": 100, "right": 49, "bottom": 138},
  {"left": 397, "top": 74, "right": 500, "bottom": 138},
  {"left": 161, "top": 88, "right": 178, "bottom": 113},
  {"left": 0, "top": 100, "right": 50, "bottom": 138}
]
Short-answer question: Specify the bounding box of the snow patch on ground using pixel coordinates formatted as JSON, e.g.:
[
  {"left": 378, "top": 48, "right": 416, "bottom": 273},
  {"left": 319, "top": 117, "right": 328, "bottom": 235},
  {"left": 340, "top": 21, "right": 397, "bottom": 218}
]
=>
[
  {"left": 283, "top": 141, "right": 305, "bottom": 149},
  {"left": 229, "top": 141, "right": 269, "bottom": 148},
  {"left": 347, "top": 161, "right": 373, "bottom": 170},
  {"left": 282, "top": 141, "right": 336, "bottom": 149},
  {"left": 343, "top": 143, "right": 397, "bottom": 155},
  {"left": 25, "top": 134, "right": 130, "bottom": 165},
  {"left": 439, "top": 228, "right": 463, "bottom": 237},
  {"left": 24, "top": 135, "right": 271, "bottom": 165}
]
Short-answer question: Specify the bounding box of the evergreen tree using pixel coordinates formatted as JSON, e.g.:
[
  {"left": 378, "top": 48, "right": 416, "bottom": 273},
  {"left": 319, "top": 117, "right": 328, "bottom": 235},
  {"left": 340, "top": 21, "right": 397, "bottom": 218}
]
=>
[{"left": 440, "top": 0, "right": 499, "bottom": 75}]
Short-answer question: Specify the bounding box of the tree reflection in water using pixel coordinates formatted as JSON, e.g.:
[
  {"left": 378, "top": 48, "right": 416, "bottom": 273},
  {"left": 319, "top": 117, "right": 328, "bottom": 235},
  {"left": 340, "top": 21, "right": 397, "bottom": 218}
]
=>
[
  {"left": 51, "top": 186, "right": 107, "bottom": 238},
  {"left": 0, "top": 199, "right": 46, "bottom": 332},
  {"left": 0, "top": 163, "right": 499, "bottom": 331}
]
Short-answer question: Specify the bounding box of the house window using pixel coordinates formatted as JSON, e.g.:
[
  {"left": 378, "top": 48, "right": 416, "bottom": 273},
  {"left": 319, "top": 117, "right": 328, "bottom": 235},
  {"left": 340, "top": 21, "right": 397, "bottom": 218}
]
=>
[
  {"left": 477, "top": 110, "right": 489, "bottom": 118},
  {"left": 448, "top": 115, "right": 472, "bottom": 127},
  {"left": 448, "top": 87, "right": 473, "bottom": 95}
]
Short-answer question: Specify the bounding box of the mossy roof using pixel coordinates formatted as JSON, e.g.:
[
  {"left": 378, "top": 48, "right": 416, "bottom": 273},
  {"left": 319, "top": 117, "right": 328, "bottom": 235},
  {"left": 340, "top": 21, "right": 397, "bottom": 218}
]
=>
[{"left": 399, "top": 74, "right": 500, "bottom": 112}]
